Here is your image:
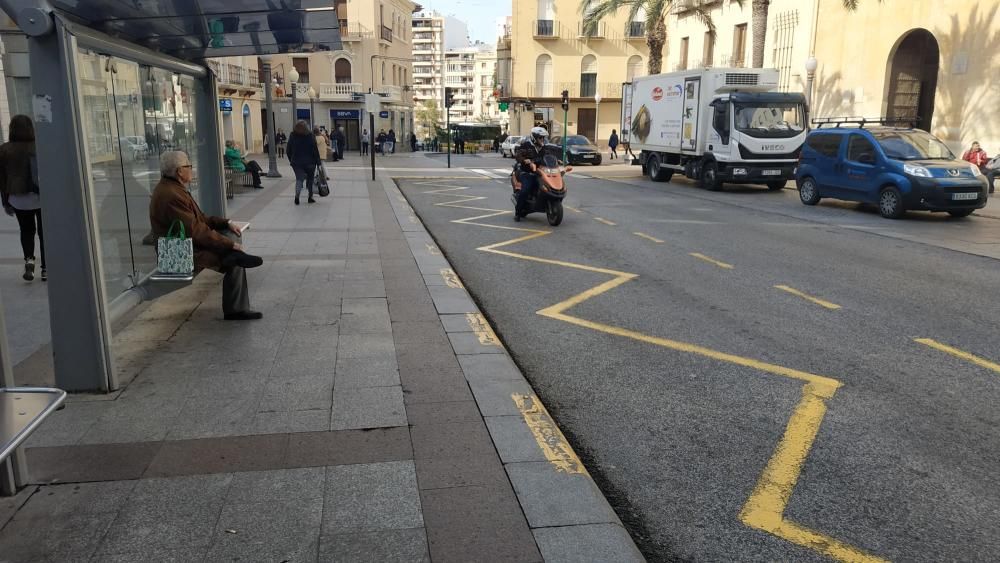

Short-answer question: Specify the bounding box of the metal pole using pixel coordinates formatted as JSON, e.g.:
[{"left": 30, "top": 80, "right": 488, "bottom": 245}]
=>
[
  {"left": 370, "top": 112, "right": 376, "bottom": 180},
  {"left": 562, "top": 106, "right": 568, "bottom": 163},
  {"left": 262, "top": 60, "right": 280, "bottom": 177},
  {"left": 310, "top": 96, "right": 315, "bottom": 128},
  {"left": 446, "top": 107, "right": 451, "bottom": 169},
  {"left": 0, "top": 292, "right": 27, "bottom": 495},
  {"left": 291, "top": 81, "right": 298, "bottom": 130}
]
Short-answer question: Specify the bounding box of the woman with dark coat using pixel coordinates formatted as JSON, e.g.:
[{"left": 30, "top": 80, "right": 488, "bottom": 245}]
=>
[
  {"left": 0, "top": 115, "right": 45, "bottom": 281},
  {"left": 285, "top": 120, "right": 321, "bottom": 205}
]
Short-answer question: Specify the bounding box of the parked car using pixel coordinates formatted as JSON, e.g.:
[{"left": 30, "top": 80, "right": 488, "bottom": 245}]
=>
[
  {"left": 551, "top": 135, "right": 602, "bottom": 165},
  {"left": 500, "top": 136, "right": 522, "bottom": 158},
  {"left": 795, "top": 125, "right": 988, "bottom": 219},
  {"left": 119, "top": 136, "right": 150, "bottom": 161}
]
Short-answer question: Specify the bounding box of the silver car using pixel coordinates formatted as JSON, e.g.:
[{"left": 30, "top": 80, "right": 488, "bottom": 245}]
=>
[{"left": 500, "top": 136, "right": 522, "bottom": 158}]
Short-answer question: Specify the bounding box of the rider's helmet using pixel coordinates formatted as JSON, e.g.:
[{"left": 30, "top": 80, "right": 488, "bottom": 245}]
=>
[{"left": 530, "top": 126, "right": 549, "bottom": 144}]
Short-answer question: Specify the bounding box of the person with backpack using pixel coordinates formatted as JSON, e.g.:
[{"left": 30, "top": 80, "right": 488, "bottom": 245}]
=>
[{"left": 0, "top": 115, "right": 45, "bottom": 281}]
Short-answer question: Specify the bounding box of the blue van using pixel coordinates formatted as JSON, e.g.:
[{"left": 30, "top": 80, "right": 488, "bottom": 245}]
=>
[{"left": 795, "top": 125, "right": 988, "bottom": 218}]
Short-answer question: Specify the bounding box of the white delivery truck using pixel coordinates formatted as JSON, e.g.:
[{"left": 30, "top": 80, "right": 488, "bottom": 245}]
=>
[{"left": 621, "top": 68, "right": 808, "bottom": 191}]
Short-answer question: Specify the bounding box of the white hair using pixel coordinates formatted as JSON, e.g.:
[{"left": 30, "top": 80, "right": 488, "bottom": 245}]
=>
[{"left": 160, "top": 151, "right": 190, "bottom": 178}]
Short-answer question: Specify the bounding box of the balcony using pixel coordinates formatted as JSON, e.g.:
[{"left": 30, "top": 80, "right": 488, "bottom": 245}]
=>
[
  {"left": 208, "top": 60, "right": 260, "bottom": 89},
  {"left": 318, "top": 82, "right": 363, "bottom": 101},
  {"left": 338, "top": 20, "right": 373, "bottom": 41},
  {"left": 627, "top": 21, "right": 646, "bottom": 39},
  {"left": 380, "top": 25, "right": 393, "bottom": 43},
  {"left": 375, "top": 84, "right": 403, "bottom": 102},
  {"left": 578, "top": 21, "right": 606, "bottom": 40},
  {"left": 533, "top": 20, "right": 559, "bottom": 39}
]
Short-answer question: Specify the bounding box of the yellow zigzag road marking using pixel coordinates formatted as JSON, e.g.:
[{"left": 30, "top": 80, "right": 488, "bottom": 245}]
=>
[
  {"left": 915, "top": 338, "right": 1000, "bottom": 374},
  {"left": 414, "top": 182, "right": 887, "bottom": 563}
]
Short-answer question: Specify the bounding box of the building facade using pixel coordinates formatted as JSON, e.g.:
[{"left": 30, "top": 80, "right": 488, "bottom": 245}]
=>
[
  {"left": 810, "top": 0, "right": 999, "bottom": 154},
  {"left": 261, "top": 0, "right": 417, "bottom": 151},
  {"left": 503, "top": 0, "right": 649, "bottom": 146},
  {"left": 445, "top": 48, "right": 477, "bottom": 123},
  {"left": 412, "top": 12, "right": 446, "bottom": 133},
  {"left": 473, "top": 47, "right": 503, "bottom": 126}
]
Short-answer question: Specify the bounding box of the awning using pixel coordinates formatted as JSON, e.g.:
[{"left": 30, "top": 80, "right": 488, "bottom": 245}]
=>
[{"left": 50, "top": 0, "right": 342, "bottom": 61}]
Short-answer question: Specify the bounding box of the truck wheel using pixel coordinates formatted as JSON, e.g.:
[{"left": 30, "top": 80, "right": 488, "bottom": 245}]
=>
[
  {"left": 646, "top": 155, "right": 671, "bottom": 182},
  {"left": 766, "top": 181, "right": 786, "bottom": 191},
  {"left": 701, "top": 162, "right": 723, "bottom": 191}
]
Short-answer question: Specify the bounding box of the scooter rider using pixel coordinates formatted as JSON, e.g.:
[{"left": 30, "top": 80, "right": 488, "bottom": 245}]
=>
[{"left": 514, "top": 126, "right": 549, "bottom": 221}]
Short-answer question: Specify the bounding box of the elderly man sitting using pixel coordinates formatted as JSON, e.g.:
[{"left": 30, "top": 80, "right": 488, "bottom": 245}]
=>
[{"left": 149, "top": 151, "right": 264, "bottom": 320}]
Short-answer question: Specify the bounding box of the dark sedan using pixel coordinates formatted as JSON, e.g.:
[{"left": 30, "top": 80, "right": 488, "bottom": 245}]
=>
[{"left": 551, "top": 135, "right": 602, "bottom": 165}]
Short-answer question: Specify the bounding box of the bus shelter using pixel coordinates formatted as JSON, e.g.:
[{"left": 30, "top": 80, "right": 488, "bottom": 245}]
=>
[{"left": 0, "top": 0, "right": 342, "bottom": 393}]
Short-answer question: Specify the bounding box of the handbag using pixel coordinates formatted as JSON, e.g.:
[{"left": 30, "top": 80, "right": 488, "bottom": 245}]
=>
[
  {"left": 316, "top": 165, "right": 330, "bottom": 197},
  {"left": 156, "top": 220, "right": 194, "bottom": 275}
]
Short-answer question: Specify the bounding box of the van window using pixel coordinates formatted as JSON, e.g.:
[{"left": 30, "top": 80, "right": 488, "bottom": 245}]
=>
[
  {"left": 847, "top": 135, "right": 876, "bottom": 163},
  {"left": 806, "top": 133, "right": 841, "bottom": 158},
  {"left": 712, "top": 101, "right": 730, "bottom": 144}
]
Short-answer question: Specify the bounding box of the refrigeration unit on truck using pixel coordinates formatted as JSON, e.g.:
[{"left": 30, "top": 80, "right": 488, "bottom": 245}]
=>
[{"left": 621, "top": 68, "right": 808, "bottom": 191}]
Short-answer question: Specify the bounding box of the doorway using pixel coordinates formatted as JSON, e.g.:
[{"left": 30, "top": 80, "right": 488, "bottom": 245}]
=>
[
  {"left": 885, "top": 29, "right": 939, "bottom": 131},
  {"left": 577, "top": 108, "right": 596, "bottom": 141},
  {"left": 332, "top": 118, "right": 360, "bottom": 151}
]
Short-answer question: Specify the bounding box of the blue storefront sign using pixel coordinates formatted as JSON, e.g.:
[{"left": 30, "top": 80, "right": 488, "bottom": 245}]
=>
[
  {"left": 331, "top": 109, "right": 360, "bottom": 119},
  {"left": 219, "top": 98, "right": 232, "bottom": 112},
  {"left": 296, "top": 108, "right": 311, "bottom": 120},
  {"left": 379, "top": 111, "right": 390, "bottom": 118}
]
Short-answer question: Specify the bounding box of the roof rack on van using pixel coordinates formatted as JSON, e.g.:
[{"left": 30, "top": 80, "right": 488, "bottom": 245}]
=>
[{"left": 812, "top": 116, "right": 919, "bottom": 128}]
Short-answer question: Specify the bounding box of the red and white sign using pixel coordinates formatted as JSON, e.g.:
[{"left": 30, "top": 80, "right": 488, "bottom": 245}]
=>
[{"left": 651, "top": 87, "right": 663, "bottom": 101}]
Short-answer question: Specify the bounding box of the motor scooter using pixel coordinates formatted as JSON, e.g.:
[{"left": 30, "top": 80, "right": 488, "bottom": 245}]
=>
[{"left": 510, "top": 146, "right": 571, "bottom": 226}]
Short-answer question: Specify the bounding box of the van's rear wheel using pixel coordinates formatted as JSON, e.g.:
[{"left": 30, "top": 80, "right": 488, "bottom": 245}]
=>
[
  {"left": 798, "top": 177, "right": 821, "bottom": 205},
  {"left": 701, "top": 162, "right": 723, "bottom": 191},
  {"left": 647, "top": 155, "right": 672, "bottom": 182}
]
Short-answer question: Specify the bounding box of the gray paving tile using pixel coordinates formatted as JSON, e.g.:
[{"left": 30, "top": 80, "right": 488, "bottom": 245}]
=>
[
  {"left": 420, "top": 485, "right": 541, "bottom": 563},
  {"left": 414, "top": 451, "right": 510, "bottom": 491},
  {"left": 98, "top": 500, "right": 222, "bottom": 553},
  {"left": 401, "top": 373, "right": 474, "bottom": 405},
  {"left": 259, "top": 374, "right": 334, "bottom": 412},
  {"left": 331, "top": 386, "right": 407, "bottom": 430},
  {"left": 252, "top": 409, "right": 331, "bottom": 434},
  {"left": 457, "top": 353, "right": 525, "bottom": 384},
  {"left": 338, "top": 333, "right": 396, "bottom": 359},
  {"left": 343, "top": 279, "right": 387, "bottom": 298},
  {"left": 14, "top": 481, "right": 136, "bottom": 520},
  {"left": 339, "top": 309, "right": 392, "bottom": 334},
  {"left": 448, "top": 331, "right": 506, "bottom": 355},
  {"left": 144, "top": 434, "right": 289, "bottom": 478},
  {"left": 26, "top": 442, "right": 161, "bottom": 484},
  {"left": 335, "top": 356, "right": 400, "bottom": 389},
  {"left": 288, "top": 304, "right": 341, "bottom": 326},
  {"left": 422, "top": 273, "right": 448, "bottom": 286},
  {"left": 323, "top": 461, "right": 423, "bottom": 534},
  {"left": 226, "top": 467, "right": 326, "bottom": 505},
  {"left": 485, "top": 415, "right": 550, "bottom": 464},
  {"left": 0, "top": 510, "right": 117, "bottom": 562},
  {"left": 404, "top": 400, "right": 482, "bottom": 426},
  {"left": 506, "top": 462, "right": 621, "bottom": 528},
  {"left": 467, "top": 378, "right": 537, "bottom": 417},
  {"left": 128, "top": 473, "right": 234, "bottom": 509},
  {"left": 24, "top": 401, "right": 109, "bottom": 447},
  {"left": 285, "top": 427, "right": 412, "bottom": 468},
  {"left": 206, "top": 498, "right": 322, "bottom": 562},
  {"left": 532, "top": 524, "right": 645, "bottom": 563},
  {"left": 438, "top": 314, "right": 475, "bottom": 333},
  {"left": 320, "top": 528, "right": 430, "bottom": 563},
  {"left": 427, "top": 286, "right": 478, "bottom": 314},
  {"left": 167, "top": 396, "right": 260, "bottom": 440},
  {"left": 91, "top": 546, "right": 208, "bottom": 563},
  {"left": 409, "top": 419, "right": 496, "bottom": 461}
]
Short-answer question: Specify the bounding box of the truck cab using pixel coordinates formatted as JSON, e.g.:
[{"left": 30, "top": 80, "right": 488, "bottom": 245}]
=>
[{"left": 703, "top": 91, "right": 808, "bottom": 190}]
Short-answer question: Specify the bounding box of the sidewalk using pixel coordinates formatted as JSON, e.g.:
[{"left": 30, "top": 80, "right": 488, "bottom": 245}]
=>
[{"left": 0, "top": 162, "right": 642, "bottom": 562}]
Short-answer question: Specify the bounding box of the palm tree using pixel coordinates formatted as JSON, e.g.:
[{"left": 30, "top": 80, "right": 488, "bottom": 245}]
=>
[{"left": 580, "top": 0, "right": 715, "bottom": 75}]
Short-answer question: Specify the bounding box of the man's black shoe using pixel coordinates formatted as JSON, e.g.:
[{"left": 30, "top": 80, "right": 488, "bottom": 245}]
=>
[
  {"left": 222, "top": 250, "right": 264, "bottom": 269},
  {"left": 224, "top": 311, "right": 263, "bottom": 321}
]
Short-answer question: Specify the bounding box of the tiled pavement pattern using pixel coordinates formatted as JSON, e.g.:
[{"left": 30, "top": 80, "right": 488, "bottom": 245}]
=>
[{"left": 0, "top": 162, "right": 642, "bottom": 562}]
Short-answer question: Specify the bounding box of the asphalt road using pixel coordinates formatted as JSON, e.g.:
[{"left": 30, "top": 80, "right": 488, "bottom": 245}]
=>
[{"left": 398, "top": 162, "right": 1000, "bottom": 562}]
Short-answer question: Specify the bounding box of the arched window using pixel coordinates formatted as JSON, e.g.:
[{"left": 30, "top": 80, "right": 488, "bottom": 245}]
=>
[
  {"left": 381, "top": 61, "right": 386, "bottom": 84},
  {"left": 335, "top": 58, "right": 352, "bottom": 84},
  {"left": 627, "top": 55, "right": 644, "bottom": 81},
  {"left": 580, "top": 55, "right": 597, "bottom": 97},
  {"left": 535, "top": 54, "right": 553, "bottom": 97}
]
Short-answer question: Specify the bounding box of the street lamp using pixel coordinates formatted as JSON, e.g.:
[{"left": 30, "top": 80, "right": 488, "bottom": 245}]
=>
[
  {"left": 288, "top": 67, "right": 300, "bottom": 130},
  {"left": 594, "top": 92, "right": 602, "bottom": 144},
  {"left": 307, "top": 86, "right": 318, "bottom": 128},
  {"left": 260, "top": 55, "right": 280, "bottom": 178},
  {"left": 805, "top": 56, "right": 818, "bottom": 114}
]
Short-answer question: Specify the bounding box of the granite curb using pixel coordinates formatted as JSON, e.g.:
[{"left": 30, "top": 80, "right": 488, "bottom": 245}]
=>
[{"left": 379, "top": 174, "right": 645, "bottom": 563}]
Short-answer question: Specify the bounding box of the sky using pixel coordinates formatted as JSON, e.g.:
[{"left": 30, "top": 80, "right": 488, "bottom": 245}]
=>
[{"left": 416, "top": 0, "right": 510, "bottom": 45}]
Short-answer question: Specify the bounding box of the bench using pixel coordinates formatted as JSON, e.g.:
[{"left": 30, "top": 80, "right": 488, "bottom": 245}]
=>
[
  {"left": 224, "top": 163, "right": 255, "bottom": 200},
  {"left": 0, "top": 387, "right": 66, "bottom": 495}
]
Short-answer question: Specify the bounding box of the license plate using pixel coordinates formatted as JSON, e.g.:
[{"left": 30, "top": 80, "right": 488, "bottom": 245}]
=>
[
  {"left": 952, "top": 192, "right": 978, "bottom": 201},
  {"left": 582, "top": 154, "right": 594, "bottom": 159},
  {"left": 762, "top": 169, "right": 782, "bottom": 176}
]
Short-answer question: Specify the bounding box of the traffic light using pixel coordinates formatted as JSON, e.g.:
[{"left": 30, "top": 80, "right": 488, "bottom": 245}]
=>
[
  {"left": 445, "top": 87, "right": 455, "bottom": 108},
  {"left": 561, "top": 90, "right": 570, "bottom": 111}
]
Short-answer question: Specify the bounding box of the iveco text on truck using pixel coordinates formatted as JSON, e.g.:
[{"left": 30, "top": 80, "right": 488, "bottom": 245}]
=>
[{"left": 621, "top": 68, "right": 808, "bottom": 191}]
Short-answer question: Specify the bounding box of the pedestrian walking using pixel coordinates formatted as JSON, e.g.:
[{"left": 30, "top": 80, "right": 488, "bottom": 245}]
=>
[
  {"left": 286, "top": 120, "right": 321, "bottom": 205},
  {"left": 361, "top": 129, "right": 370, "bottom": 155},
  {"left": 410, "top": 132, "right": 418, "bottom": 152},
  {"left": 0, "top": 115, "right": 45, "bottom": 281},
  {"left": 377, "top": 129, "right": 387, "bottom": 154},
  {"left": 387, "top": 129, "right": 397, "bottom": 154},
  {"left": 609, "top": 129, "right": 619, "bottom": 160},
  {"left": 622, "top": 138, "right": 636, "bottom": 161},
  {"left": 276, "top": 129, "right": 287, "bottom": 158},
  {"left": 314, "top": 127, "right": 330, "bottom": 186},
  {"left": 335, "top": 127, "right": 347, "bottom": 160}
]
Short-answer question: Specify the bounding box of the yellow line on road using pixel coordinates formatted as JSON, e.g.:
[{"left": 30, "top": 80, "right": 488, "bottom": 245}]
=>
[
  {"left": 414, "top": 180, "right": 882, "bottom": 562},
  {"left": 513, "top": 393, "right": 588, "bottom": 475},
  {"left": 440, "top": 268, "right": 463, "bottom": 289},
  {"left": 565, "top": 205, "right": 584, "bottom": 213},
  {"left": 915, "top": 338, "right": 1000, "bottom": 374},
  {"left": 594, "top": 217, "right": 617, "bottom": 226},
  {"left": 774, "top": 285, "right": 842, "bottom": 310},
  {"left": 690, "top": 253, "right": 734, "bottom": 269},
  {"left": 466, "top": 313, "right": 501, "bottom": 346},
  {"left": 633, "top": 232, "right": 665, "bottom": 244},
  {"left": 426, "top": 243, "right": 441, "bottom": 256}
]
